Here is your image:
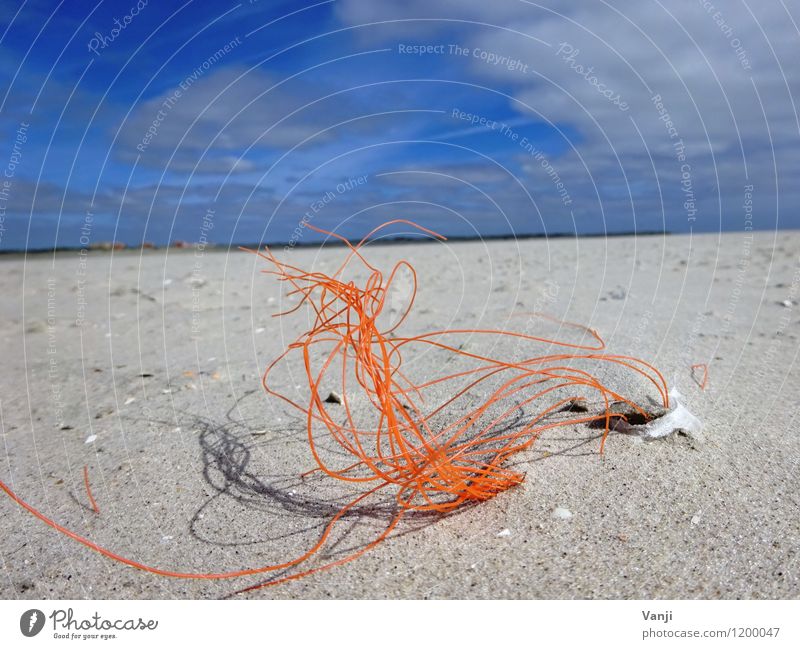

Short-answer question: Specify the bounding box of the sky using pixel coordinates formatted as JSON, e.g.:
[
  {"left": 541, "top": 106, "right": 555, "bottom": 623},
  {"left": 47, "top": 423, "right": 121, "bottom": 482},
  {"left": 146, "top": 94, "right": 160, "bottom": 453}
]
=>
[{"left": 0, "top": 0, "right": 798, "bottom": 249}]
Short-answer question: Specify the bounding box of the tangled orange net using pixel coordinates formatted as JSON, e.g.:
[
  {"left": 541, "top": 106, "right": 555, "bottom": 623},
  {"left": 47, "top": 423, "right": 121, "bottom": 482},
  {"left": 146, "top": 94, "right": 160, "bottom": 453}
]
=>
[{"left": 0, "top": 219, "right": 669, "bottom": 594}]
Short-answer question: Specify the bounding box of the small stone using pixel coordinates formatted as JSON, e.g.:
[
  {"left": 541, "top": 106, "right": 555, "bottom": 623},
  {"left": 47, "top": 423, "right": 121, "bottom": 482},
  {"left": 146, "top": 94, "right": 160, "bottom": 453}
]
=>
[
  {"left": 496, "top": 528, "right": 512, "bottom": 537},
  {"left": 691, "top": 511, "right": 702, "bottom": 526},
  {"left": 561, "top": 398, "right": 588, "bottom": 413},
  {"left": 93, "top": 408, "right": 113, "bottom": 419},
  {"left": 25, "top": 320, "right": 47, "bottom": 334},
  {"left": 324, "top": 391, "right": 343, "bottom": 404},
  {"left": 553, "top": 507, "right": 573, "bottom": 520},
  {"left": 610, "top": 400, "right": 667, "bottom": 422}
]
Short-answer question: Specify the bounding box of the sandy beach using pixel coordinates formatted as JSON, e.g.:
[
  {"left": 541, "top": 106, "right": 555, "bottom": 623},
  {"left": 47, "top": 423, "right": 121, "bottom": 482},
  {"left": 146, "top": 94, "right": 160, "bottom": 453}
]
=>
[{"left": 1, "top": 230, "right": 798, "bottom": 599}]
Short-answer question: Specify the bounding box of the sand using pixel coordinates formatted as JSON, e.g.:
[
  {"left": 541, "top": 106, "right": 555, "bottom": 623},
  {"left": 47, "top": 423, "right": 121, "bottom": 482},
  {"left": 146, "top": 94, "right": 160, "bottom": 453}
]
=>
[{"left": 1, "top": 230, "right": 798, "bottom": 599}]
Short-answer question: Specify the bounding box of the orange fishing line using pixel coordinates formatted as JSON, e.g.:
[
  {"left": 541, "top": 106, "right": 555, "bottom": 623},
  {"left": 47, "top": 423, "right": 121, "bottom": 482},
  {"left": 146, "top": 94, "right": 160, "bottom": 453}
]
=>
[
  {"left": 0, "top": 219, "right": 670, "bottom": 592},
  {"left": 691, "top": 363, "right": 709, "bottom": 390},
  {"left": 83, "top": 465, "right": 100, "bottom": 515}
]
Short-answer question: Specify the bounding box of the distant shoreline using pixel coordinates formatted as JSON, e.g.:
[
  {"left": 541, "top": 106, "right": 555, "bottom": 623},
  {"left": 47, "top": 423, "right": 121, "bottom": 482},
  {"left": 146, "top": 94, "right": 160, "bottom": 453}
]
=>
[{"left": 0, "top": 230, "right": 673, "bottom": 255}]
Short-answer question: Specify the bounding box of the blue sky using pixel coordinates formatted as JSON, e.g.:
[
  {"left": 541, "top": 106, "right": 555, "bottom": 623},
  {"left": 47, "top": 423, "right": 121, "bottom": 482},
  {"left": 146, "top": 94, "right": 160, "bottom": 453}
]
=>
[{"left": 0, "top": 0, "right": 798, "bottom": 249}]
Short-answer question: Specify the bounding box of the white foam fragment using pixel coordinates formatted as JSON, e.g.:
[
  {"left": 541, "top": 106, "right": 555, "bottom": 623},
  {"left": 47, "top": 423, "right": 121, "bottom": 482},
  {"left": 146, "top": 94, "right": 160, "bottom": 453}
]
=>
[
  {"left": 640, "top": 387, "right": 703, "bottom": 439},
  {"left": 496, "top": 528, "right": 512, "bottom": 537},
  {"left": 553, "top": 507, "right": 573, "bottom": 520},
  {"left": 84, "top": 435, "right": 97, "bottom": 444}
]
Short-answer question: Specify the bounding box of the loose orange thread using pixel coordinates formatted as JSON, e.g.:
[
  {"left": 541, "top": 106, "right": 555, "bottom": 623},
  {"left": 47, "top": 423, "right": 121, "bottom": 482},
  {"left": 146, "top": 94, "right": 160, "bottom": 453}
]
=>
[
  {"left": 691, "top": 363, "right": 709, "bottom": 390},
  {"left": 83, "top": 465, "right": 100, "bottom": 515},
  {"left": 0, "top": 220, "right": 670, "bottom": 593}
]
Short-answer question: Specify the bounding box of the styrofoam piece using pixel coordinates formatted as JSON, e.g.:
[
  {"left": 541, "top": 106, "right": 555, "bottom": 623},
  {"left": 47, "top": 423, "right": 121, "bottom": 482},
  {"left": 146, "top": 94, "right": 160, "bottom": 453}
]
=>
[{"left": 640, "top": 387, "right": 703, "bottom": 439}]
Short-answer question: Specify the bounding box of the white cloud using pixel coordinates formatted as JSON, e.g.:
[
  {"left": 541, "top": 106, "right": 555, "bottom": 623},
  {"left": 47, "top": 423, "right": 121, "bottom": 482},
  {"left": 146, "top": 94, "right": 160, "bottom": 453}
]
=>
[
  {"left": 334, "top": 0, "right": 541, "bottom": 41},
  {"left": 337, "top": 0, "right": 800, "bottom": 230},
  {"left": 117, "top": 66, "right": 372, "bottom": 172}
]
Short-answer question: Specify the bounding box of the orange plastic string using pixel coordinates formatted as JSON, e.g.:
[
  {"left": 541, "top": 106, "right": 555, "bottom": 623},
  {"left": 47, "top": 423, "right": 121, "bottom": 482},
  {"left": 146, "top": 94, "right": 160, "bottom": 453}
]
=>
[
  {"left": 691, "top": 363, "right": 709, "bottom": 390},
  {"left": 83, "top": 465, "right": 100, "bottom": 515},
  {"left": 0, "top": 219, "right": 670, "bottom": 592}
]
